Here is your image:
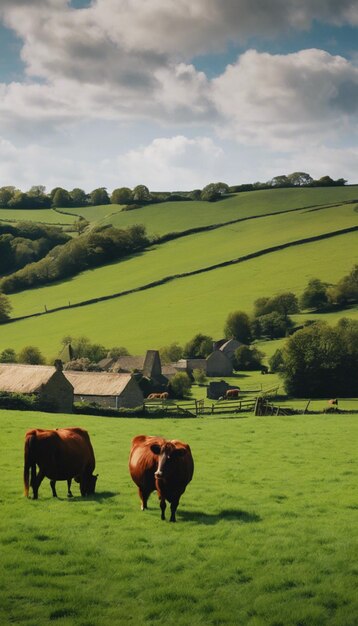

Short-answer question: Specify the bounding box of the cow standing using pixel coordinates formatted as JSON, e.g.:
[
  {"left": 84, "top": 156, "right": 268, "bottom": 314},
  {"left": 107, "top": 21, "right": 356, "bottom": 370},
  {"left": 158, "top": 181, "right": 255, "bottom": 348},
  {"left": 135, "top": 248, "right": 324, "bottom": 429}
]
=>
[
  {"left": 225, "top": 388, "right": 240, "bottom": 399},
  {"left": 24, "top": 427, "right": 98, "bottom": 499},
  {"left": 129, "top": 435, "right": 194, "bottom": 522}
]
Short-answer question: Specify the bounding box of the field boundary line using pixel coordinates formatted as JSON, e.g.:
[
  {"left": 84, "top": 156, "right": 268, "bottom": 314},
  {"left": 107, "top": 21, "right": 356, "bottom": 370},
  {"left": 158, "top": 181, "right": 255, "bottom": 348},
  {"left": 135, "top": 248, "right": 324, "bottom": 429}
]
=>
[{"left": 6, "top": 225, "right": 358, "bottom": 324}]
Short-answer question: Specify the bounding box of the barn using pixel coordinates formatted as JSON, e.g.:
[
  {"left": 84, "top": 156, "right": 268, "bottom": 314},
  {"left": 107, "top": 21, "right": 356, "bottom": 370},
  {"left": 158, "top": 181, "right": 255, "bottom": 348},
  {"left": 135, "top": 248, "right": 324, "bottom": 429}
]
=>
[
  {"left": 219, "top": 339, "right": 242, "bottom": 362},
  {"left": 0, "top": 361, "right": 74, "bottom": 413},
  {"left": 206, "top": 351, "right": 233, "bottom": 376},
  {"left": 64, "top": 371, "right": 144, "bottom": 409}
]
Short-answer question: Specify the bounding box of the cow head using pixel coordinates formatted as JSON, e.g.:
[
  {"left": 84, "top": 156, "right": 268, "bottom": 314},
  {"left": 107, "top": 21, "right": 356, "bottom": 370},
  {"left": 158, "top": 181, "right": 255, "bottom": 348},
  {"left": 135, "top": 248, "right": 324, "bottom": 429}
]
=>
[
  {"left": 87, "top": 473, "right": 98, "bottom": 494},
  {"left": 151, "top": 442, "right": 186, "bottom": 479}
]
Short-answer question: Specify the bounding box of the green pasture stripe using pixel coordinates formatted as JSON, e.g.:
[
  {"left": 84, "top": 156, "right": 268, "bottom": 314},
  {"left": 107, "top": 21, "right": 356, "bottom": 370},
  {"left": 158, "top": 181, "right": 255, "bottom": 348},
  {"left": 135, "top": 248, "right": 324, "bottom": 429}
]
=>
[
  {"left": 1, "top": 232, "right": 357, "bottom": 356},
  {"left": 8, "top": 201, "right": 358, "bottom": 318},
  {"left": 0, "top": 410, "right": 357, "bottom": 625},
  {"left": 0, "top": 208, "right": 77, "bottom": 224},
  {"left": 100, "top": 186, "right": 358, "bottom": 235}
]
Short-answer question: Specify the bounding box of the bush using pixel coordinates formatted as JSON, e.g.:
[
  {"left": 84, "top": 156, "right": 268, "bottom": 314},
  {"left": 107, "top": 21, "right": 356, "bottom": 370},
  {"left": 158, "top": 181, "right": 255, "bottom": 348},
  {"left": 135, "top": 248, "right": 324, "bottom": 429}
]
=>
[
  {"left": 269, "top": 349, "right": 284, "bottom": 373},
  {"left": 233, "top": 346, "right": 264, "bottom": 371},
  {"left": 192, "top": 369, "right": 207, "bottom": 385},
  {"left": 0, "top": 348, "right": 17, "bottom": 363},
  {"left": 18, "top": 346, "right": 45, "bottom": 365},
  {"left": 169, "top": 372, "right": 192, "bottom": 399}
]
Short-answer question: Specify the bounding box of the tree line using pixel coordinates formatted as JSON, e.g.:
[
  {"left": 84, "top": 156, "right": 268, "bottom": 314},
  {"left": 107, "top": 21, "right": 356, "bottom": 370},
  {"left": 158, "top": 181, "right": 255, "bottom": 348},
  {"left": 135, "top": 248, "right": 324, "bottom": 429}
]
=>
[
  {"left": 0, "top": 223, "right": 149, "bottom": 294},
  {"left": 0, "top": 172, "right": 347, "bottom": 211}
]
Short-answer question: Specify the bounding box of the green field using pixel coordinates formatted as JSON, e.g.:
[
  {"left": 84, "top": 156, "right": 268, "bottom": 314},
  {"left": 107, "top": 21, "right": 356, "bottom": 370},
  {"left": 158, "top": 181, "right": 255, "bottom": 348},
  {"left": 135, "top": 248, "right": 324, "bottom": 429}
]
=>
[
  {"left": 8, "top": 201, "right": 358, "bottom": 319},
  {"left": 2, "top": 233, "right": 357, "bottom": 357},
  {"left": 0, "top": 409, "right": 357, "bottom": 626},
  {"left": 0, "top": 208, "right": 77, "bottom": 225},
  {"left": 62, "top": 204, "right": 124, "bottom": 223},
  {"left": 99, "top": 187, "right": 358, "bottom": 236}
]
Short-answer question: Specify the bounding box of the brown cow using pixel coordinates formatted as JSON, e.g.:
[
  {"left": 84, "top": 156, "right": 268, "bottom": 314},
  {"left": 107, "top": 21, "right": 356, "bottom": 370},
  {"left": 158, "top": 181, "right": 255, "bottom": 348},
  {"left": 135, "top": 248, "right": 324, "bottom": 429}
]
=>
[
  {"left": 24, "top": 427, "right": 98, "bottom": 500},
  {"left": 129, "top": 435, "right": 194, "bottom": 522},
  {"left": 147, "top": 393, "right": 162, "bottom": 399},
  {"left": 225, "top": 388, "right": 240, "bottom": 399},
  {"left": 160, "top": 392, "right": 169, "bottom": 400}
]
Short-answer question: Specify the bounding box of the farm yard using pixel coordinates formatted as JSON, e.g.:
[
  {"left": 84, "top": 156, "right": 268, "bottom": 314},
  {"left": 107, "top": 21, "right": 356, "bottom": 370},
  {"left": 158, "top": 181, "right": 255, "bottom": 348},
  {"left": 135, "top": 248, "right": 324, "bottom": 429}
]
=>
[{"left": 0, "top": 409, "right": 357, "bottom": 626}]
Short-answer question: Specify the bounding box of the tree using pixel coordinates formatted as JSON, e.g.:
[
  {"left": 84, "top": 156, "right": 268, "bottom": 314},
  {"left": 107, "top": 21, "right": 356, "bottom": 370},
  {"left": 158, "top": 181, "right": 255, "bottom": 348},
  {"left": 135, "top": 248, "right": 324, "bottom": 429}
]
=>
[
  {"left": 132, "top": 185, "right": 152, "bottom": 202},
  {"left": 70, "top": 188, "right": 88, "bottom": 206},
  {"left": 0, "top": 186, "right": 16, "bottom": 207},
  {"left": 330, "top": 265, "right": 358, "bottom": 306},
  {"left": 254, "top": 292, "right": 299, "bottom": 320},
  {"left": 287, "top": 172, "right": 313, "bottom": 187},
  {"left": 281, "top": 321, "right": 358, "bottom": 397},
  {"left": 269, "top": 349, "right": 284, "bottom": 373},
  {"left": 184, "top": 333, "right": 213, "bottom": 358},
  {"left": 0, "top": 293, "right": 12, "bottom": 322},
  {"left": 270, "top": 175, "right": 291, "bottom": 187},
  {"left": 90, "top": 187, "right": 110, "bottom": 206},
  {"left": 169, "top": 372, "right": 191, "bottom": 399},
  {"left": 108, "top": 346, "right": 130, "bottom": 358},
  {"left": 253, "top": 312, "right": 292, "bottom": 339},
  {"left": 224, "top": 311, "right": 251, "bottom": 343},
  {"left": 300, "top": 278, "right": 329, "bottom": 311},
  {"left": 18, "top": 346, "right": 45, "bottom": 365},
  {"left": 233, "top": 346, "right": 264, "bottom": 371},
  {"left": 159, "top": 343, "right": 183, "bottom": 363},
  {"left": 52, "top": 188, "right": 72, "bottom": 208},
  {"left": 111, "top": 187, "right": 133, "bottom": 205},
  {"left": 0, "top": 348, "right": 17, "bottom": 363},
  {"left": 200, "top": 182, "right": 229, "bottom": 202}
]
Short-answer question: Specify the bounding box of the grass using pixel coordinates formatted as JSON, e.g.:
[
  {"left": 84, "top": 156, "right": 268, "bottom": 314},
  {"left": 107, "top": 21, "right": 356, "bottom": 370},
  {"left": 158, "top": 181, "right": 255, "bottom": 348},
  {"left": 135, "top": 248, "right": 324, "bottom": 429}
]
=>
[
  {"left": 8, "top": 201, "right": 358, "bottom": 318},
  {"left": 99, "top": 187, "right": 358, "bottom": 236},
  {"left": 61, "top": 204, "right": 124, "bottom": 223},
  {"left": 0, "top": 208, "right": 77, "bottom": 225},
  {"left": 2, "top": 232, "right": 357, "bottom": 357},
  {"left": 0, "top": 409, "right": 357, "bottom": 625}
]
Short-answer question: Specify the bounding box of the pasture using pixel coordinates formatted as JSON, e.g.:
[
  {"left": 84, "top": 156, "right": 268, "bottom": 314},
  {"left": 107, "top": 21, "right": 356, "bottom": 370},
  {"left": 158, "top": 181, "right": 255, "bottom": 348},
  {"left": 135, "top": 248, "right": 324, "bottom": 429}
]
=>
[
  {"left": 99, "top": 186, "right": 358, "bottom": 236},
  {"left": 2, "top": 232, "right": 357, "bottom": 357},
  {"left": 7, "top": 201, "right": 358, "bottom": 319},
  {"left": 0, "top": 208, "right": 77, "bottom": 225},
  {"left": 0, "top": 409, "right": 357, "bottom": 625}
]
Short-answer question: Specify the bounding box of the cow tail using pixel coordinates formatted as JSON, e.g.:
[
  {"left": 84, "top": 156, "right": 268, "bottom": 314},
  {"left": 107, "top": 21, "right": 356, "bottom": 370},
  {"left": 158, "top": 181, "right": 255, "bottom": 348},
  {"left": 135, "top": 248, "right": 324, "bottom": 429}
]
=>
[{"left": 24, "top": 433, "right": 37, "bottom": 497}]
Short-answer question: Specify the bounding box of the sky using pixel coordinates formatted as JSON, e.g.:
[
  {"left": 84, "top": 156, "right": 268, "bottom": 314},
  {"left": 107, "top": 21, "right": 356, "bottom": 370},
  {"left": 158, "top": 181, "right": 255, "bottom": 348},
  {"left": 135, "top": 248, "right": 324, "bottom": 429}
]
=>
[{"left": 0, "top": 0, "right": 357, "bottom": 192}]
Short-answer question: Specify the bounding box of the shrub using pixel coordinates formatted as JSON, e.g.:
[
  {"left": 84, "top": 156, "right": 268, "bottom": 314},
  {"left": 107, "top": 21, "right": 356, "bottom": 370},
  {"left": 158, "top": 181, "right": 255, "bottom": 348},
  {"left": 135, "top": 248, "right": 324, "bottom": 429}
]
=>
[
  {"left": 233, "top": 346, "right": 265, "bottom": 371},
  {"left": 18, "top": 346, "right": 45, "bottom": 365},
  {"left": 193, "top": 369, "right": 207, "bottom": 385},
  {"left": 169, "top": 372, "right": 192, "bottom": 399}
]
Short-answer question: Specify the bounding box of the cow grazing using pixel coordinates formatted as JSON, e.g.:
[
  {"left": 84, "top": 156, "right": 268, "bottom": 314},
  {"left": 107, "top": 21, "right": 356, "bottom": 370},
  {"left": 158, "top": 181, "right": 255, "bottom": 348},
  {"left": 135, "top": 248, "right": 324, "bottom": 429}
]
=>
[
  {"left": 225, "top": 388, "right": 240, "bottom": 399},
  {"left": 129, "top": 435, "right": 194, "bottom": 522},
  {"left": 160, "top": 392, "right": 169, "bottom": 400},
  {"left": 24, "top": 427, "right": 98, "bottom": 500},
  {"left": 147, "top": 393, "right": 162, "bottom": 399}
]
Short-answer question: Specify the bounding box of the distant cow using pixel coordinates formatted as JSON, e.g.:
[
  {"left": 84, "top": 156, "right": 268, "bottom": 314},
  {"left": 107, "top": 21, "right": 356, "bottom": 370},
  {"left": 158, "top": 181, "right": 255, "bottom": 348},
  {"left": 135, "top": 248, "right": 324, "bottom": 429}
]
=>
[
  {"left": 160, "top": 392, "right": 169, "bottom": 400},
  {"left": 225, "top": 388, "right": 240, "bottom": 399},
  {"left": 147, "top": 393, "right": 162, "bottom": 399},
  {"left": 327, "top": 399, "right": 338, "bottom": 410},
  {"left": 24, "top": 427, "right": 98, "bottom": 499},
  {"left": 129, "top": 435, "right": 194, "bottom": 522}
]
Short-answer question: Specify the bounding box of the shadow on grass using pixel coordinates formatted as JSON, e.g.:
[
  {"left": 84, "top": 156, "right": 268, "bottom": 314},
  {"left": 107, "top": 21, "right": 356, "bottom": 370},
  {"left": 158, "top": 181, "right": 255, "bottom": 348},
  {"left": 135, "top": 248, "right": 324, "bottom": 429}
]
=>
[
  {"left": 179, "top": 508, "right": 262, "bottom": 525},
  {"left": 66, "top": 491, "right": 118, "bottom": 502}
]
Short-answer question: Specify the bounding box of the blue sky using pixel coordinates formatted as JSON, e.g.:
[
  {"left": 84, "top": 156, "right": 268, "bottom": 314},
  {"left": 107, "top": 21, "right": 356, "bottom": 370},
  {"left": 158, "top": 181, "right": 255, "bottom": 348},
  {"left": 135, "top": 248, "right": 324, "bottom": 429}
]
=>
[{"left": 0, "top": 1, "right": 357, "bottom": 192}]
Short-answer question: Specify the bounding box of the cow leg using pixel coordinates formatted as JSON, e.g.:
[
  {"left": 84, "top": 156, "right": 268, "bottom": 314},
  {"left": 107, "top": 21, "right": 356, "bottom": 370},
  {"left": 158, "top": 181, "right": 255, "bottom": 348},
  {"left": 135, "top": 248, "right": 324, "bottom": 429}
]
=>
[
  {"left": 170, "top": 499, "right": 179, "bottom": 523},
  {"left": 139, "top": 488, "right": 147, "bottom": 510},
  {"left": 159, "top": 496, "right": 166, "bottom": 520},
  {"left": 67, "top": 479, "right": 73, "bottom": 498},
  {"left": 50, "top": 480, "right": 58, "bottom": 498},
  {"left": 33, "top": 469, "right": 45, "bottom": 500}
]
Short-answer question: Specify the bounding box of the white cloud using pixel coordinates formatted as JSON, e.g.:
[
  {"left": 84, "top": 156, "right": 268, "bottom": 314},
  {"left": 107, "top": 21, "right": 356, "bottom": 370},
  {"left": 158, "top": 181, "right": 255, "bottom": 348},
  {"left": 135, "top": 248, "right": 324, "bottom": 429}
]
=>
[
  {"left": 212, "top": 49, "right": 358, "bottom": 150},
  {"left": 115, "top": 136, "right": 224, "bottom": 189}
]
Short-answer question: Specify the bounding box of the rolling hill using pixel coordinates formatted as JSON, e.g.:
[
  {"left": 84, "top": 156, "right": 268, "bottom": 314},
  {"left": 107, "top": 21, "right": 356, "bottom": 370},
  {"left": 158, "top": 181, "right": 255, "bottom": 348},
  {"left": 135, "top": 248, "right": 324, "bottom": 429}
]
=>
[{"left": 1, "top": 185, "right": 357, "bottom": 358}]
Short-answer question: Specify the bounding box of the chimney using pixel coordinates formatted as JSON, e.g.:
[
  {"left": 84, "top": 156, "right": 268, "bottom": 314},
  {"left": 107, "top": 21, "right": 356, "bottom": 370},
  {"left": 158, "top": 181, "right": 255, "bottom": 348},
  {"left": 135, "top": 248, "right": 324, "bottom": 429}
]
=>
[{"left": 54, "top": 359, "right": 63, "bottom": 372}]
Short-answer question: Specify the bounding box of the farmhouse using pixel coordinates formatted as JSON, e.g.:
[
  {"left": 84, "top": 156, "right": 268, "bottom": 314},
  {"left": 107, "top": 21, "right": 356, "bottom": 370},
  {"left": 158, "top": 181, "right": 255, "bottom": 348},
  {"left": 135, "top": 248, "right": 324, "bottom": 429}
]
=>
[
  {"left": 0, "top": 361, "right": 73, "bottom": 413},
  {"left": 206, "top": 351, "right": 233, "bottom": 376},
  {"left": 219, "top": 339, "right": 242, "bottom": 362},
  {"left": 64, "top": 370, "right": 143, "bottom": 409}
]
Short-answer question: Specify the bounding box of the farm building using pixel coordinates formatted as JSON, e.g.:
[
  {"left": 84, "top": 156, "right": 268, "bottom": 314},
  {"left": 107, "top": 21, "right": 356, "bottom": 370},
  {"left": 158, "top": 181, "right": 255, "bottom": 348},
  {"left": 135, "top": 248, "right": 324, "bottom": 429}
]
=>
[
  {"left": 0, "top": 361, "right": 73, "bottom": 413},
  {"left": 64, "top": 371, "right": 144, "bottom": 409},
  {"left": 219, "top": 339, "right": 242, "bottom": 362},
  {"left": 206, "top": 351, "right": 233, "bottom": 376}
]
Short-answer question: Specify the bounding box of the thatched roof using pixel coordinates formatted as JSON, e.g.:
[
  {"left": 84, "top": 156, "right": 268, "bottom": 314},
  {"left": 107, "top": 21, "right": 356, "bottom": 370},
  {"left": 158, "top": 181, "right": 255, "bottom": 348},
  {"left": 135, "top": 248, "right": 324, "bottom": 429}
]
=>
[
  {"left": 0, "top": 364, "right": 60, "bottom": 394},
  {"left": 64, "top": 371, "right": 133, "bottom": 396}
]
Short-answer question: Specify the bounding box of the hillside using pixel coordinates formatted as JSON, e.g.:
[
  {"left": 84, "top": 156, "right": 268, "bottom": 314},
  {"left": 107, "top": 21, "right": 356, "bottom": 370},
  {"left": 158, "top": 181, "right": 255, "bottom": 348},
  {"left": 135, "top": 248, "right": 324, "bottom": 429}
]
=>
[{"left": 0, "top": 186, "right": 357, "bottom": 358}]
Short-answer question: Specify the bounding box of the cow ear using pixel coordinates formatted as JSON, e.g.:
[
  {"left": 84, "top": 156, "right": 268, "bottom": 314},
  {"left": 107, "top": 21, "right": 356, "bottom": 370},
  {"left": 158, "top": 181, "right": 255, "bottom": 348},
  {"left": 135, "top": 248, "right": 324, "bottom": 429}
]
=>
[
  {"left": 173, "top": 447, "right": 187, "bottom": 457},
  {"left": 150, "top": 444, "right": 161, "bottom": 455}
]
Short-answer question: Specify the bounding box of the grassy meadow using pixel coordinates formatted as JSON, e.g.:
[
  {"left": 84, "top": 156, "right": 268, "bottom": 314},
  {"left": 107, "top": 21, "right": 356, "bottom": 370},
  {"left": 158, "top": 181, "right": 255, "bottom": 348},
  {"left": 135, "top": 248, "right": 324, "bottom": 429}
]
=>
[
  {"left": 8, "top": 201, "right": 358, "bottom": 319},
  {"left": 98, "top": 186, "right": 358, "bottom": 236},
  {"left": 0, "top": 409, "right": 357, "bottom": 626},
  {"left": 0, "top": 208, "right": 77, "bottom": 225},
  {"left": 2, "top": 232, "right": 357, "bottom": 356}
]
